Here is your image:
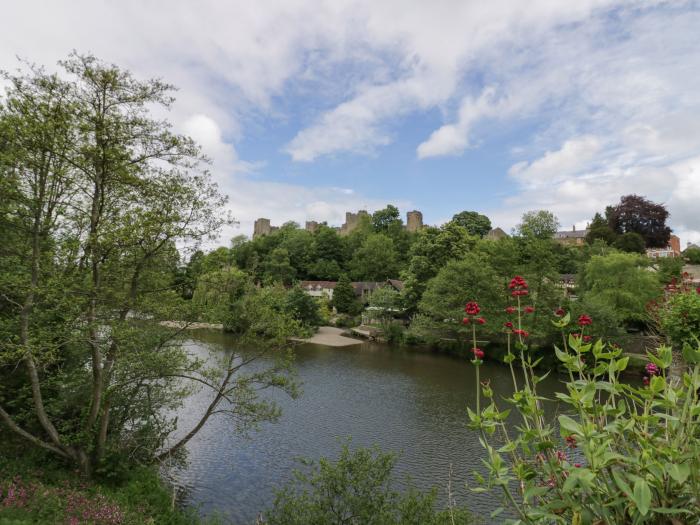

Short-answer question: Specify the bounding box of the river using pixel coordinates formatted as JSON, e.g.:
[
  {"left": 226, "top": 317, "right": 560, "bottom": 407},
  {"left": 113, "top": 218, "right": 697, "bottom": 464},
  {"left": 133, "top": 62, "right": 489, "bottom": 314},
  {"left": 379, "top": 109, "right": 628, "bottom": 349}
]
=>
[{"left": 165, "top": 330, "right": 563, "bottom": 524}]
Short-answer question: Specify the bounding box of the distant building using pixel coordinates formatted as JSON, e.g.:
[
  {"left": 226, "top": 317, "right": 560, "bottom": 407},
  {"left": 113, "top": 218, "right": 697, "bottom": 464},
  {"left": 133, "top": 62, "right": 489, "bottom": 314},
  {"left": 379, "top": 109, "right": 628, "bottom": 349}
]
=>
[
  {"left": 406, "top": 210, "right": 424, "bottom": 233},
  {"left": 299, "top": 280, "right": 404, "bottom": 301},
  {"left": 339, "top": 210, "right": 370, "bottom": 236},
  {"left": 684, "top": 242, "right": 700, "bottom": 253},
  {"left": 554, "top": 226, "right": 588, "bottom": 246},
  {"left": 486, "top": 227, "right": 509, "bottom": 240},
  {"left": 647, "top": 235, "right": 681, "bottom": 258}
]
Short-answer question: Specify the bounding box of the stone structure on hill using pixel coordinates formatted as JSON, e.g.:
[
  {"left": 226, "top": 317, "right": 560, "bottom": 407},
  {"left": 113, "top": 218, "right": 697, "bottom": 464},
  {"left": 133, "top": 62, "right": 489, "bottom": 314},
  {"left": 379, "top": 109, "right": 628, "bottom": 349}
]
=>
[
  {"left": 252, "top": 208, "right": 425, "bottom": 238},
  {"left": 406, "top": 210, "right": 423, "bottom": 233},
  {"left": 339, "top": 210, "right": 370, "bottom": 236},
  {"left": 486, "top": 227, "right": 509, "bottom": 240}
]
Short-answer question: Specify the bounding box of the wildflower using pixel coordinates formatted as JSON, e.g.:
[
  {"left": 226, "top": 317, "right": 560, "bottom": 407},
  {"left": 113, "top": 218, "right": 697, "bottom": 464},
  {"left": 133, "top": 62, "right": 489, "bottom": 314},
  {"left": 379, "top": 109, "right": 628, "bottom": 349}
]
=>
[
  {"left": 472, "top": 348, "right": 484, "bottom": 360},
  {"left": 565, "top": 435, "right": 577, "bottom": 448},
  {"left": 509, "top": 276, "right": 528, "bottom": 289},
  {"left": 476, "top": 317, "right": 486, "bottom": 325},
  {"left": 556, "top": 450, "right": 567, "bottom": 462},
  {"left": 505, "top": 306, "right": 516, "bottom": 314},
  {"left": 583, "top": 335, "right": 592, "bottom": 343},
  {"left": 574, "top": 463, "right": 582, "bottom": 468},
  {"left": 555, "top": 308, "right": 566, "bottom": 317},
  {"left": 696, "top": 286, "right": 700, "bottom": 295},
  {"left": 513, "top": 329, "right": 529, "bottom": 338},
  {"left": 462, "top": 317, "right": 470, "bottom": 325},
  {"left": 464, "top": 301, "right": 480, "bottom": 315},
  {"left": 577, "top": 314, "right": 592, "bottom": 326},
  {"left": 571, "top": 332, "right": 581, "bottom": 339},
  {"left": 524, "top": 306, "right": 535, "bottom": 313},
  {"left": 645, "top": 362, "right": 659, "bottom": 376},
  {"left": 642, "top": 376, "right": 650, "bottom": 386},
  {"left": 504, "top": 321, "right": 513, "bottom": 329}
]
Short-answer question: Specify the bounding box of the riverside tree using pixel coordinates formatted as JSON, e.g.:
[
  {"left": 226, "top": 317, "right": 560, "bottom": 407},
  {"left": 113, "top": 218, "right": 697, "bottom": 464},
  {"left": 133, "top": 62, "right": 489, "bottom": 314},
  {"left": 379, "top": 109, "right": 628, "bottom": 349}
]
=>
[{"left": 0, "top": 54, "right": 297, "bottom": 477}]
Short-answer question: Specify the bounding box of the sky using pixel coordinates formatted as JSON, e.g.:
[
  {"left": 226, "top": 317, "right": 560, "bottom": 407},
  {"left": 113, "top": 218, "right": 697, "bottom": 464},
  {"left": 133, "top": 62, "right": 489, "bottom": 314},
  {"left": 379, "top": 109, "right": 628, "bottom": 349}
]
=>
[{"left": 2, "top": 1, "right": 700, "bottom": 246}]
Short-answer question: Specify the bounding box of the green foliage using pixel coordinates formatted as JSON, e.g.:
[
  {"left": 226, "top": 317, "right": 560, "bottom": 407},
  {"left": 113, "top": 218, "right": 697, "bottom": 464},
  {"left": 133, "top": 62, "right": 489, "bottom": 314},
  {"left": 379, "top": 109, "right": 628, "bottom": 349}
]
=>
[
  {"left": 654, "top": 256, "right": 684, "bottom": 284},
  {"left": 585, "top": 212, "right": 617, "bottom": 245},
  {"left": 350, "top": 234, "right": 399, "bottom": 281},
  {"left": 468, "top": 283, "right": 700, "bottom": 523},
  {"left": 191, "top": 267, "right": 248, "bottom": 322},
  {"left": 613, "top": 231, "right": 646, "bottom": 254},
  {"left": 285, "top": 286, "right": 323, "bottom": 329},
  {"left": 660, "top": 291, "right": 700, "bottom": 349},
  {"left": 372, "top": 204, "right": 402, "bottom": 232},
  {"left": 580, "top": 252, "right": 661, "bottom": 323},
  {"left": 450, "top": 211, "right": 492, "bottom": 238},
  {"left": 262, "top": 247, "right": 297, "bottom": 285},
  {"left": 332, "top": 274, "right": 360, "bottom": 315},
  {"left": 265, "top": 443, "right": 476, "bottom": 525},
  {"left": 516, "top": 210, "right": 560, "bottom": 240},
  {"left": 686, "top": 247, "right": 700, "bottom": 264}
]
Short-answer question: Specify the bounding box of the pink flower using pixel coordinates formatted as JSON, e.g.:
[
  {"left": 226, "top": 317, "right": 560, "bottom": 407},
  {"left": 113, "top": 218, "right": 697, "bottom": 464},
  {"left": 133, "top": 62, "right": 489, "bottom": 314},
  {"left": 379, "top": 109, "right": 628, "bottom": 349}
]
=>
[
  {"left": 555, "top": 308, "right": 566, "bottom": 317},
  {"left": 464, "top": 302, "right": 480, "bottom": 315},
  {"left": 462, "top": 317, "right": 470, "bottom": 325},
  {"left": 505, "top": 306, "right": 516, "bottom": 314},
  {"left": 645, "top": 363, "right": 659, "bottom": 376},
  {"left": 524, "top": 306, "right": 535, "bottom": 314},
  {"left": 504, "top": 321, "right": 513, "bottom": 329},
  {"left": 472, "top": 348, "right": 484, "bottom": 360},
  {"left": 577, "top": 314, "right": 592, "bottom": 326},
  {"left": 475, "top": 317, "right": 486, "bottom": 325}
]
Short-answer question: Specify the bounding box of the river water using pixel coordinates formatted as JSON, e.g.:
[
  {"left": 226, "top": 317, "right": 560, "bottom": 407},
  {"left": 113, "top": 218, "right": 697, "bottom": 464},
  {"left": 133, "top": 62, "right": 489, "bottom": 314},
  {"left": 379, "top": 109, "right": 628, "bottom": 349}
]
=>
[{"left": 165, "top": 330, "right": 563, "bottom": 524}]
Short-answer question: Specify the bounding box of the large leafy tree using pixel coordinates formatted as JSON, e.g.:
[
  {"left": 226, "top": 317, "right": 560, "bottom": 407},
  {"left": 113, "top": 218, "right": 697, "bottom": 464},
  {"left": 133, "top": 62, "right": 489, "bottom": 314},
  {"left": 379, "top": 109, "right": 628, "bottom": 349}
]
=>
[
  {"left": 450, "top": 210, "right": 492, "bottom": 238},
  {"left": 0, "top": 55, "right": 295, "bottom": 476},
  {"left": 585, "top": 212, "right": 617, "bottom": 245},
  {"left": 349, "top": 234, "right": 399, "bottom": 281},
  {"left": 606, "top": 194, "right": 671, "bottom": 248},
  {"left": 332, "top": 274, "right": 358, "bottom": 314},
  {"left": 516, "top": 210, "right": 560, "bottom": 240},
  {"left": 371, "top": 204, "right": 402, "bottom": 233}
]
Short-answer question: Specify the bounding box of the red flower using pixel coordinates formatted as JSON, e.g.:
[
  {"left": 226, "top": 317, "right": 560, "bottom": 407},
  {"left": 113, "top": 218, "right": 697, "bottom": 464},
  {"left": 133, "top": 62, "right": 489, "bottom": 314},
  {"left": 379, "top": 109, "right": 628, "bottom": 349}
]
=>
[
  {"left": 509, "top": 276, "right": 528, "bottom": 289},
  {"left": 696, "top": 286, "right": 700, "bottom": 295},
  {"left": 472, "top": 348, "right": 484, "bottom": 360},
  {"left": 476, "top": 317, "right": 486, "bottom": 325},
  {"left": 642, "top": 376, "right": 650, "bottom": 386},
  {"left": 513, "top": 329, "right": 529, "bottom": 338},
  {"left": 555, "top": 308, "right": 566, "bottom": 317},
  {"left": 504, "top": 321, "right": 513, "bottom": 328},
  {"left": 464, "top": 302, "right": 480, "bottom": 315},
  {"left": 583, "top": 335, "right": 592, "bottom": 343},
  {"left": 574, "top": 463, "right": 582, "bottom": 468},
  {"left": 524, "top": 306, "right": 535, "bottom": 314},
  {"left": 571, "top": 333, "right": 581, "bottom": 339},
  {"left": 577, "top": 314, "right": 592, "bottom": 326},
  {"left": 505, "top": 306, "right": 516, "bottom": 314},
  {"left": 462, "top": 317, "right": 470, "bottom": 325},
  {"left": 512, "top": 289, "right": 529, "bottom": 297},
  {"left": 565, "top": 435, "right": 577, "bottom": 448}
]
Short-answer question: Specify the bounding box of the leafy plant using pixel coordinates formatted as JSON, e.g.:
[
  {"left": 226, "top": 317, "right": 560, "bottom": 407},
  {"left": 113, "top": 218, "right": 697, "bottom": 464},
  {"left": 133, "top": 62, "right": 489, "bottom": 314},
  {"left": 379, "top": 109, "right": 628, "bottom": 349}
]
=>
[{"left": 467, "top": 275, "right": 700, "bottom": 523}]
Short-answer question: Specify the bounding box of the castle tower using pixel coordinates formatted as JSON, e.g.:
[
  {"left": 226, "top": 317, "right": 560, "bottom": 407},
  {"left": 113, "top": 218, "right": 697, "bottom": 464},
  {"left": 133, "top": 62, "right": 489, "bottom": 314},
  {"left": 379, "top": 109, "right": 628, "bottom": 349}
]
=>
[
  {"left": 305, "top": 221, "right": 319, "bottom": 233},
  {"left": 253, "top": 218, "right": 272, "bottom": 239},
  {"left": 406, "top": 210, "right": 423, "bottom": 233}
]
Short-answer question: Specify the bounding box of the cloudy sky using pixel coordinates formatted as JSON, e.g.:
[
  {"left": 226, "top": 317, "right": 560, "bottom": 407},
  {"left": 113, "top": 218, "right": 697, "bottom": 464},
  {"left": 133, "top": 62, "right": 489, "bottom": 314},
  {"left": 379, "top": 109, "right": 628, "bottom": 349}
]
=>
[{"left": 3, "top": 1, "right": 699, "bottom": 245}]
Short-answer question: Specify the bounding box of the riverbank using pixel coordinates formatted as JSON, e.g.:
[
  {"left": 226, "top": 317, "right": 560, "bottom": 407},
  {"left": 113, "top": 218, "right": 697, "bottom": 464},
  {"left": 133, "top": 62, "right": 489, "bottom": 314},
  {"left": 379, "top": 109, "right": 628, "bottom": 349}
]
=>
[
  {"left": 0, "top": 438, "right": 216, "bottom": 525},
  {"left": 291, "top": 325, "right": 363, "bottom": 347},
  {"left": 160, "top": 320, "right": 224, "bottom": 330}
]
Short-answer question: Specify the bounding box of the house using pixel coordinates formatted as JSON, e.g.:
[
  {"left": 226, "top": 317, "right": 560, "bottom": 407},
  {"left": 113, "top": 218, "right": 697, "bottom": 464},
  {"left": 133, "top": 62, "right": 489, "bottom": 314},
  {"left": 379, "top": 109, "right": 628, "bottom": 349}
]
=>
[
  {"left": 554, "top": 226, "right": 588, "bottom": 246},
  {"left": 299, "top": 279, "right": 404, "bottom": 301},
  {"left": 647, "top": 235, "right": 681, "bottom": 259}
]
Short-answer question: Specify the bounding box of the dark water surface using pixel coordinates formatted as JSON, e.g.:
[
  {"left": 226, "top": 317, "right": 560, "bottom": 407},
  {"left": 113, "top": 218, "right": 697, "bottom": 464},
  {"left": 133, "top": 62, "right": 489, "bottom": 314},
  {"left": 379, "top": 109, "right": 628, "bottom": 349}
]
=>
[{"left": 165, "top": 330, "right": 563, "bottom": 524}]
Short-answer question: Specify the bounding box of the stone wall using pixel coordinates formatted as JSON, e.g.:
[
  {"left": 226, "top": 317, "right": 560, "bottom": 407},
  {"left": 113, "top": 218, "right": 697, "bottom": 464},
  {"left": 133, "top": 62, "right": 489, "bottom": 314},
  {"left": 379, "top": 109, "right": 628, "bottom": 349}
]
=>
[{"left": 406, "top": 210, "right": 423, "bottom": 232}]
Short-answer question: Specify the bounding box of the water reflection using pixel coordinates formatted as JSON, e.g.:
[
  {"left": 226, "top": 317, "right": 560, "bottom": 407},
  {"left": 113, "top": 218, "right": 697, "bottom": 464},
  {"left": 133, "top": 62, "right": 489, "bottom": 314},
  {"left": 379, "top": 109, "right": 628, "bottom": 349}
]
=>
[{"left": 165, "top": 331, "right": 564, "bottom": 524}]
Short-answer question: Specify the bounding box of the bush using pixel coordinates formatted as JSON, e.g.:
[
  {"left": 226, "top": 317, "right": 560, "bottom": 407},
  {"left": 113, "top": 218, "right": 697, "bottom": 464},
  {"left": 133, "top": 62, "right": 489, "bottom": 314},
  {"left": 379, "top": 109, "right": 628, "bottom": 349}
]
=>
[
  {"left": 466, "top": 278, "right": 700, "bottom": 523},
  {"left": 264, "top": 443, "right": 477, "bottom": 525},
  {"left": 660, "top": 290, "right": 700, "bottom": 349},
  {"left": 685, "top": 247, "right": 700, "bottom": 264}
]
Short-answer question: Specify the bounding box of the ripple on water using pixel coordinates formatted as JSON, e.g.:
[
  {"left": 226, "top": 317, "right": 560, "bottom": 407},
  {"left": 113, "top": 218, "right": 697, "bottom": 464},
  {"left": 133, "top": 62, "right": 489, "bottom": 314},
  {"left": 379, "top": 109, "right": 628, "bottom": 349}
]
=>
[{"left": 166, "top": 334, "right": 562, "bottom": 524}]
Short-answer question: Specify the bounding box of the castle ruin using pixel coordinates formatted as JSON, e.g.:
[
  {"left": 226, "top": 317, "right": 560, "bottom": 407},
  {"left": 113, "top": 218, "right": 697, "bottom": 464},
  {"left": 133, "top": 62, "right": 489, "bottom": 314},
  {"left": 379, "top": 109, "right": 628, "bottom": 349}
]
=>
[{"left": 252, "top": 208, "right": 424, "bottom": 238}]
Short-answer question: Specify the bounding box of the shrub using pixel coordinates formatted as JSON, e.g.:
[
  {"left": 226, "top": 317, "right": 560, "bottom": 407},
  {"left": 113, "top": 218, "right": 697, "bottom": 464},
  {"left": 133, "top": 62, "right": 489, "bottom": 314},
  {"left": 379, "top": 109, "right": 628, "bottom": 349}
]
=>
[
  {"left": 660, "top": 289, "right": 700, "bottom": 349},
  {"left": 466, "top": 276, "right": 700, "bottom": 523}
]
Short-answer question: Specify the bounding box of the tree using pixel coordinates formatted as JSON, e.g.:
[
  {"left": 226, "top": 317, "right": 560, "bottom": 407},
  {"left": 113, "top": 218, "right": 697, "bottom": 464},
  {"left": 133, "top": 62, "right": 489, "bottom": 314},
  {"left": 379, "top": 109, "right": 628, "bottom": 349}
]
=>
[
  {"left": 0, "top": 54, "right": 293, "bottom": 477},
  {"left": 613, "top": 231, "right": 646, "bottom": 254},
  {"left": 606, "top": 194, "right": 671, "bottom": 248},
  {"left": 585, "top": 212, "right": 617, "bottom": 245},
  {"left": 192, "top": 267, "right": 248, "bottom": 322},
  {"left": 371, "top": 204, "right": 402, "bottom": 233},
  {"left": 450, "top": 211, "right": 492, "bottom": 238},
  {"left": 685, "top": 247, "right": 700, "bottom": 264},
  {"left": 262, "top": 247, "right": 297, "bottom": 285},
  {"left": 285, "top": 286, "right": 322, "bottom": 330},
  {"left": 349, "top": 234, "right": 399, "bottom": 281},
  {"left": 332, "top": 274, "right": 357, "bottom": 314},
  {"left": 265, "top": 444, "right": 474, "bottom": 525},
  {"left": 580, "top": 253, "right": 661, "bottom": 323},
  {"left": 516, "top": 210, "right": 560, "bottom": 240},
  {"left": 368, "top": 286, "right": 401, "bottom": 329}
]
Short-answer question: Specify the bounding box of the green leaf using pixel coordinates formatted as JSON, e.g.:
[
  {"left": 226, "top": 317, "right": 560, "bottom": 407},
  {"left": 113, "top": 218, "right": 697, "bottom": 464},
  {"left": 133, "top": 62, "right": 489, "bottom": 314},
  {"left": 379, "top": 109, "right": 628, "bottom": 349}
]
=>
[
  {"left": 632, "top": 478, "right": 652, "bottom": 516},
  {"left": 666, "top": 462, "right": 690, "bottom": 484},
  {"left": 558, "top": 414, "right": 583, "bottom": 436}
]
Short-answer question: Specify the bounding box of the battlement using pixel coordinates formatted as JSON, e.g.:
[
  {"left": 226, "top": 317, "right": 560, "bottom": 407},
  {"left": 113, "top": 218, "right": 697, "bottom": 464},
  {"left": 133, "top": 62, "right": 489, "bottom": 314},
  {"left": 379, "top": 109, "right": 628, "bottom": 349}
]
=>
[{"left": 252, "top": 208, "right": 423, "bottom": 238}]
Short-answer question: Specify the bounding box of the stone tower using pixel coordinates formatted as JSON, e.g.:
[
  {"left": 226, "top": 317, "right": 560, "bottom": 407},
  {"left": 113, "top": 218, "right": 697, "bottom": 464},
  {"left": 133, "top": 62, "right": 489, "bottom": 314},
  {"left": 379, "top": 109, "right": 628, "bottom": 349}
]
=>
[
  {"left": 305, "top": 221, "right": 319, "bottom": 233},
  {"left": 253, "top": 218, "right": 272, "bottom": 239},
  {"left": 340, "top": 210, "right": 369, "bottom": 236},
  {"left": 406, "top": 210, "right": 423, "bottom": 233}
]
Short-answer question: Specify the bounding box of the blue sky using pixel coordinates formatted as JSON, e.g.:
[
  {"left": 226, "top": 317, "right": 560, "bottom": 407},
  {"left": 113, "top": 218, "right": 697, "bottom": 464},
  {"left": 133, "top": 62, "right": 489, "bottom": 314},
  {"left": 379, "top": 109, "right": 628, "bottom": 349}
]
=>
[{"left": 3, "top": 0, "right": 700, "bottom": 245}]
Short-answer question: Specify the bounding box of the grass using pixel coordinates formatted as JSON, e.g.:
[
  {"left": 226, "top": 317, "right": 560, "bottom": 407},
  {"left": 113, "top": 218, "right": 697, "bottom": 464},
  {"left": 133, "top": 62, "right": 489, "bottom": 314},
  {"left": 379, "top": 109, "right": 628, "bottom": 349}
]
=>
[{"left": 0, "top": 440, "right": 218, "bottom": 525}]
